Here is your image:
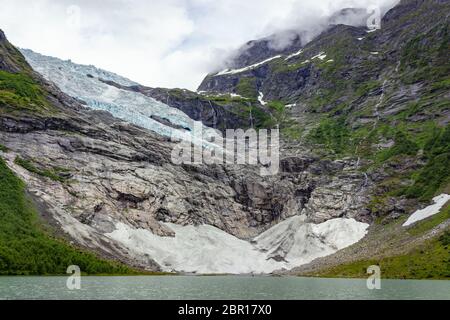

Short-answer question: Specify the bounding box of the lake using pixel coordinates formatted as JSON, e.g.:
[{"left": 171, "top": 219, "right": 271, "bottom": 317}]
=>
[{"left": 0, "top": 276, "right": 449, "bottom": 300}]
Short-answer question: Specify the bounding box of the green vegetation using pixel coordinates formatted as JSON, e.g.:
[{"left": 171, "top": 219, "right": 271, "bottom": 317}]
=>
[
  {"left": 310, "top": 199, "right": 450, "bottom": 280},
  {"left": 440, "top": 231, "right": 450, "bottom": 246},
  {"left": 250, "top": 105, "right": 275, "bottom": 129},
  {"left": 307, "top": 89, "right": 341, "bottom": 113},
  {"left": 366, "top": 124, "right": 450, "bottom": 201},
  {"left": 0, "top": 157, "right": 137, "bottom": 275},
  {"left": 257, "top": 100, "right": 286, "bottom": 128},
  {"left": 203, "top": 92, "right": 284, "bottom": 130},
  {"left": 235, "top": 77, "right": 258, "bottom": 98},
  {"left": 0, "top": 37, "right": 31, "bottom": 72},
  {"left": 431, "top": 78, "right": 450, "bottom": 92},
  {"left": 267, "top": 100, "right": 304, "bottom": 140},
  {"left": 281, "top": 124, "right": 303, "bottom": 140},
  {"left": 267, "top": 100, "right": 285, "bottom": 113},
  {"left": 167, "top": 88, "right": 192, "bottom": 99},
  {"left": 0, "top": 28, "right": 57, "bottom": 115},
  {"left": 404, "top": 154, "right": 450, "bottom": 201},
  {"left": 400, "top": 23, "right": 450, "bottom": 85},
  {"left": 207, "top": 91, "right": 304, "bottom": 136},
  {"left": 312, "top": 234, "right": 450, "bottom": 279},
  {"left": 355, "top": 80, "right": 381, "bottom": 97},
  {"left": 270, "top": 57, "right": 310, "bottom": 74},
  {"left": 407, "top": 204, "right": 450, "bottom": 236},
  {"left": 251, "top": 100, "right": 303, "bottom": 138},
  {"left": 307, "top": 108, "right": 449, "bottom": 199},
  {"left": 0, "top": 143, "right": 8, "bottom": 152},
  {"left": 205, "top": 94, "right": 254, "bottom": 105},
  {"left": 14, "top": 156, "right": 69, "bottom": 183},
  {"left": 376, "top": 130, "right": 419, "bottom": 163},
  {"left": 308, "top": 117, "right": 350, "bottom": 155},
  {"left": 0, "top": 70, "right": 55, "bottom": 114},
  {"left": 403, "top": 125, "right": 450, "bottom": 201}
]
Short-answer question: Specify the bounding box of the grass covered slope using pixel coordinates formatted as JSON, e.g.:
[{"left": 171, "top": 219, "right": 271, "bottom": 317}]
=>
[
  {"left": 0, "top": 70, "right": 51, "bottom": 112},
  {"left": 0, "top": 30, "right": 136, "bottom": 275},
  {"left": 301, "top": 205, "right": 450, "bottom": 279},
  {"left": 0, "top": 30, "right": 57, "bottom": 116},
  {"left": 0, "top": 157, "right": 136, "bottom": 275},
  {"left": 311, "top": 233, "right": 449, "bottom": 279}
]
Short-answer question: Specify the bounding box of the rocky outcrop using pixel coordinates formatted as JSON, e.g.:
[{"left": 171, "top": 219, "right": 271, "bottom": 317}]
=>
[
  {"left": 223, "top": 30, "right": 304, "bottom": 70},
  {"left": 129, "top": 87, "right": 252, "bottom": 131},
  {"left": 97, "top": 78, "right": 253, "bottom": 132},
  {"left": 0, "top": 108, "right": 372, "bottom": 268}
]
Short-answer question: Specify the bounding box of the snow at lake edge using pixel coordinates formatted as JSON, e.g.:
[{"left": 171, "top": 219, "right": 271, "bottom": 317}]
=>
[{"left": 106, "top": 216, "right": 369, "bottom": 274}]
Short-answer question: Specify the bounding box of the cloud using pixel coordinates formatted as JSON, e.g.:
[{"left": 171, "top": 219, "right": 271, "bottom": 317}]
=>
[{"left": 0, "top": 0, "right": 399, "bottom": 90}]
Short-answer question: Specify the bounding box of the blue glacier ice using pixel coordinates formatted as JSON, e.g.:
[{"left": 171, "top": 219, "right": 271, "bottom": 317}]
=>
[{"left": 20, "top": 49, "right": 209, "bottom": 141}]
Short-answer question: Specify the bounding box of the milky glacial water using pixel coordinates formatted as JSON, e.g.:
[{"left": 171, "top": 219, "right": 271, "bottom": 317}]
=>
[{"left": 0, "top": 276, "right": 449, "bottom": 300}]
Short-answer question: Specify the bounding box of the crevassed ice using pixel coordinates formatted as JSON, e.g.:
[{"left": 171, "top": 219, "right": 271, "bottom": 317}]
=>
[
  {"left": 20, "top": 49, "right": 209, "bottom": 141},
  {"left": 106, "top": 215, "right": 369, "bottom": 274}
]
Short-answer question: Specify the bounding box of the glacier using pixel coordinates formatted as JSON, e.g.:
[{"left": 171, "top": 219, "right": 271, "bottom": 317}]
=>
[
  {"left": 106, "top": 215, "right": 369, "bottom": 274},
  {"left": 20, "top": 49, "right": 210, "bottom": 142},
  {"left": 20, "top": 48, "right": 370, "bottom": 274}
]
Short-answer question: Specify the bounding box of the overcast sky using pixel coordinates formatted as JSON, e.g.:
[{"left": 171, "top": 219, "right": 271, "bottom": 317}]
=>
[{"left": 0, "top": 0, "right": 398, "bottom": 90}]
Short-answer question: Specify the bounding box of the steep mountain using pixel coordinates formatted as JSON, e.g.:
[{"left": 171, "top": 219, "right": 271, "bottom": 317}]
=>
[
  {"left": 21, "top": 48, "right": 277, "bottom": 133},
  {"left": 0, "top": 29, "right": 374, "bottom": 274},
  {"left": 0, "top": 0, "right": 449, "bottom": 277},
  {"left": 198, "top": 0, "right": 450, "bottom": 210},
  {"left": 198, "top": 0, "right": 449, "bottom": 132},
  {"left": 198, "top": 0, "right": 450, "bottom": 276},
  {"left": 215, "top": 7, "right": 371, "bottom": 72}
]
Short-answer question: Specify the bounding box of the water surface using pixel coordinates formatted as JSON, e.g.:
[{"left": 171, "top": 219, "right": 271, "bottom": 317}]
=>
[{"left": 0, "top": 276, "right": 449, "bottom": 300}]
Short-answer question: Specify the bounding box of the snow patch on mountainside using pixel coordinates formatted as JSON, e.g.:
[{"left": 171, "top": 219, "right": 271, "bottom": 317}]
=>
[
  {"left": 258, "top": 91, "right": 267, "bottom": 106},
  {"left": 311, "top": 52, "right": 327, "bottom": 60},
  {"left": 285, "top": 49, "right": 303, "bottom": 60},
  {"left": 215, "top": 55, "right": 282, "bottom": 76},
  {"left": 106, "top": 215, "right": 369, "bottom": 274},
  {"left": 403, "top": 194, "right": 450, "bottom": 227}
]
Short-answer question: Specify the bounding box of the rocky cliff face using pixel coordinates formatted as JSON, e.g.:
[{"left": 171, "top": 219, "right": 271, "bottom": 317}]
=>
[
  {"left": 0, "top": 29, "right": 375, "bottom": 272},
  {"left": 99, "top": 84, "right": 254, "bottom": 132}
]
